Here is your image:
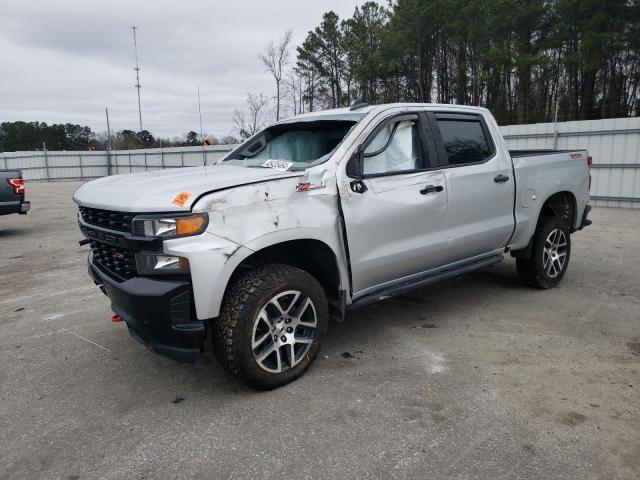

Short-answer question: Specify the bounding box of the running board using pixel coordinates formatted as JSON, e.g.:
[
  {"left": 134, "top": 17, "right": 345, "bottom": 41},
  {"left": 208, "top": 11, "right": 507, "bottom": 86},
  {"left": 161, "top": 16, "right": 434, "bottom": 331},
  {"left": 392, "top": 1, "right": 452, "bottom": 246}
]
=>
[{"left": 348, "top": 254, "right": 504, "bottom": 310}]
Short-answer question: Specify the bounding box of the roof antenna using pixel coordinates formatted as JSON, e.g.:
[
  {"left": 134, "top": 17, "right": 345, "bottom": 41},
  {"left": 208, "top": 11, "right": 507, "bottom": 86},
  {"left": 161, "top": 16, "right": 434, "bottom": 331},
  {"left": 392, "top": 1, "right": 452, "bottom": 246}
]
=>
[{"left": 350, "top": 99, "right": 369, "bottom": 111}]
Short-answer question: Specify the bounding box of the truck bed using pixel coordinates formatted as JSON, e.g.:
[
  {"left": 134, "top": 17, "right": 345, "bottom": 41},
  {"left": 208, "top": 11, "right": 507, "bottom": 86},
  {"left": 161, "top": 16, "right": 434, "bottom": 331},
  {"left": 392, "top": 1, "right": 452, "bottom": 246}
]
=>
[
  {"left": 509, "top": 149, "right": 586, "bottom": 158},
  {"left": 508, "top": 149, "right": 590, "bottom": 250}
]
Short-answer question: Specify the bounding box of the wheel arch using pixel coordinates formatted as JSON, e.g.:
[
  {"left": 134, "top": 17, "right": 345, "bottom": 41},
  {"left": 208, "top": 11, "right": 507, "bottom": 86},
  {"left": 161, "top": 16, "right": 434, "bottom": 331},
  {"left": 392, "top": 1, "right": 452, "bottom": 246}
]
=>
[
  {"left": 512, "top": 189, "right": 578, "bottom": 260},
  {"left": 204, "top": 232, "right": 347, "bottom": 321},
  {"left": 232, "top": 238, "right": 343, "bottom": 301},
  {"left": 537, "top": 190, "right": 578, "bottom": 230}
]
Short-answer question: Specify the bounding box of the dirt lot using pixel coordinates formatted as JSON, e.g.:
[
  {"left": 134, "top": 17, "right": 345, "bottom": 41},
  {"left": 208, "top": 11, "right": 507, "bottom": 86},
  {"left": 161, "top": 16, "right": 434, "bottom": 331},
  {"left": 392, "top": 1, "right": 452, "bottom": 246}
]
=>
[{"left": 1, "top": 181, "right": 639, "bottom": 480}]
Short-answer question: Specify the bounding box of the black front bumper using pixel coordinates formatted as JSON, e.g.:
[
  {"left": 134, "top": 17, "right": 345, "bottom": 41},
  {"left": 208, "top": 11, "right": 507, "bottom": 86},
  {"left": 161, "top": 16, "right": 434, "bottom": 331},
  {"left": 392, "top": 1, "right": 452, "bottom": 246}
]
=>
[{"left": 88, "top": 255, "right": 205, "bottom": 363}]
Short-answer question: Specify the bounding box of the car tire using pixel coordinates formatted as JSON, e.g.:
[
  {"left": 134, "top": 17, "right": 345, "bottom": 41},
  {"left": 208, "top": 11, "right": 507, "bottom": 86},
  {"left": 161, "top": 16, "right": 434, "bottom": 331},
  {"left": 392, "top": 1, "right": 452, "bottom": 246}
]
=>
[
  {"left": 213, "top": 264, "right": 328, "bottom": 389},
  {"left": 516, "top": 216, "right": 571, "bottom": 289}
]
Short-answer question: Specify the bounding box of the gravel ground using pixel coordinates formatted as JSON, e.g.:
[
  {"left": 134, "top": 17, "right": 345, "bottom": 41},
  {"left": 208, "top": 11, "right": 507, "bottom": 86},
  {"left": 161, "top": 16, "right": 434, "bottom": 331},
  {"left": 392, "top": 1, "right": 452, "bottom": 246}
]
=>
[{"left": 1, "top": 181, "right": 638, "bottom": 480}]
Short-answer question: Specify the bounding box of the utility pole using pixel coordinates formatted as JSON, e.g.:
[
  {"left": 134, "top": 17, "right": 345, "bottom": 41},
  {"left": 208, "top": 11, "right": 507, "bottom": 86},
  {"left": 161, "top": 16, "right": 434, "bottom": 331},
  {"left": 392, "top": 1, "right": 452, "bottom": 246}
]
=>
[
  {"left": 105, "top": 107, "right": 113, "bottom": 175},
  {"left": 105, "top": 107, "right": 112, "bottom": 150},
  {"left": 197, "top": 85, "right": 205, "bottom": 165},
  {"left": 131, "top": 26, "right": 143, "bottom": 131},
  {"left": 197, "top": 85, "right": 204, "bottom": 144},
  {"left": 553, "top": 96, "right": 560, "bottom": 149}
]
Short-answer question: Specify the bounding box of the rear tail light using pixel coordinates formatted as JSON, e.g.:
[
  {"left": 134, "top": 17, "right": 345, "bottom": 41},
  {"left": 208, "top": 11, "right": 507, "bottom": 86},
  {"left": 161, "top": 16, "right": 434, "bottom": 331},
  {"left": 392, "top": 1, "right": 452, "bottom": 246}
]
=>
[
  {"left": 7, "top": 178, "right": 25, "bottom": 195},
  {"left": 587, "top": 155, "right": 592, "bottom": 189}
]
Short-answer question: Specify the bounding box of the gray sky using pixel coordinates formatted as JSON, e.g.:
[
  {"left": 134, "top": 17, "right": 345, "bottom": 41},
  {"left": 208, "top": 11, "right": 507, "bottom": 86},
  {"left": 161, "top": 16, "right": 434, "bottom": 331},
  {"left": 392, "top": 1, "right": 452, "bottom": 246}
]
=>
[{"left": 0, "top": 0, "right": 373, "bottom": 138}]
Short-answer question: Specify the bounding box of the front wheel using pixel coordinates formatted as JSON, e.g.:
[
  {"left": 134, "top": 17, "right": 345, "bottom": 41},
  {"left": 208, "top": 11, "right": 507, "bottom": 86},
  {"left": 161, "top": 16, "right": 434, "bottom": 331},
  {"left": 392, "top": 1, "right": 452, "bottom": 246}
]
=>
[
  {"left": 213, "top": 264, "right": 328, "bottom": 389},
  {"left": 516, "top": 216, "right": 571, "bottom": 289}
]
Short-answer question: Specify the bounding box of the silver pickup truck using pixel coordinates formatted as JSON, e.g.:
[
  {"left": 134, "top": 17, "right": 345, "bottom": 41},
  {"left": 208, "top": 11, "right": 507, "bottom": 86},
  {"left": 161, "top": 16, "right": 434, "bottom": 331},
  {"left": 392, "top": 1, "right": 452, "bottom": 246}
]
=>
[{"left": 73, "top": 103, "right": 591, "bottom": 389}]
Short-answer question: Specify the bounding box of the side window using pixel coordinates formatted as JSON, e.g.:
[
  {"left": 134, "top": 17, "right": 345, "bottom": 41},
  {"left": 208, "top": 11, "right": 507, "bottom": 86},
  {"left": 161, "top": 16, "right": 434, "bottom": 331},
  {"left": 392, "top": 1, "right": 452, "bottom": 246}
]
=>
[
  {"left": 362, "top": 118, "right": 425, "bottom": 175},
  {"left": 435, "top": 117, "right": 492, "bottom": 165}
]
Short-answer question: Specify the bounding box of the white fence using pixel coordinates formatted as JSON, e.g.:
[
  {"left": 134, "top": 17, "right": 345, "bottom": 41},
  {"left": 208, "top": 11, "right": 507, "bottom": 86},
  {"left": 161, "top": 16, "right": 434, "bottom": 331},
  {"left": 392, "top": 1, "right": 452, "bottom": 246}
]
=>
[
  {"left": 501, "top": 117, "right": 640, "bottom": 209},
  {"left": 0, "top": 145, "right": 235, "bottom": 181},
  {"left": 2, "top": 116, "right": 639, "bottom": 208}
]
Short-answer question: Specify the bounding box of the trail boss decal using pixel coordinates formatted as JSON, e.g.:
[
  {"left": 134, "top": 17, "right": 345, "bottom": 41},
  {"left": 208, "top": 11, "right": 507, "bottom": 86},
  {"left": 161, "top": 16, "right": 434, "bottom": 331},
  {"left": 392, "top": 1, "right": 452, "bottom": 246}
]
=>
[
  {"left": 261, "top": 160, "right": 293, "bottom": 172},
  {"left": 171, "top": 191, "right": 192, "bottom": 207}
]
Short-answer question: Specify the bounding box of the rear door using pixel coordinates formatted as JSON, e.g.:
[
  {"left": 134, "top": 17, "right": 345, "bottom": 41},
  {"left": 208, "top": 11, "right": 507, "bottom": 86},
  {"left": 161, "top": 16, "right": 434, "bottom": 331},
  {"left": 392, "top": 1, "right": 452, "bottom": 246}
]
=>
[
  {"left": 338, "top": 112, "right": 450, "bottom": 296},
  {"left": 428, "top": 112, "right": 515, "bottom": 263}
]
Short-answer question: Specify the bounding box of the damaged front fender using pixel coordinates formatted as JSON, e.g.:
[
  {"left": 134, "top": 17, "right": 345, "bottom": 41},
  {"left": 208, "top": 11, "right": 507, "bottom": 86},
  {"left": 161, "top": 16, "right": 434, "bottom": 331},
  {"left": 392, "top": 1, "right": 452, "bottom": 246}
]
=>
[{"left": 163, "top": 232, "right": 254, "bottom": 319}]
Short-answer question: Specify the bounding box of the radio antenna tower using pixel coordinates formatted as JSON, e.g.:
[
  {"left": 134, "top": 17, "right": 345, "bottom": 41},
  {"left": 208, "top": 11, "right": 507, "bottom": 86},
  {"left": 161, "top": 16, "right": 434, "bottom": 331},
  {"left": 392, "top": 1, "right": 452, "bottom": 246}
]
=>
[{"left": 131, "top": 26, "right": 143, "bottom": 131}]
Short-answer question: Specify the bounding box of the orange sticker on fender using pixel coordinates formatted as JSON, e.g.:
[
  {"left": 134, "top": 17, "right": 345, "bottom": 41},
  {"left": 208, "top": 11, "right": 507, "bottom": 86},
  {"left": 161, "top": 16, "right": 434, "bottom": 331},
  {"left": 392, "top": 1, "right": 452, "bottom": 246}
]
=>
[{"left": 172, "top": 192, "right": 192, "bottom": 207}]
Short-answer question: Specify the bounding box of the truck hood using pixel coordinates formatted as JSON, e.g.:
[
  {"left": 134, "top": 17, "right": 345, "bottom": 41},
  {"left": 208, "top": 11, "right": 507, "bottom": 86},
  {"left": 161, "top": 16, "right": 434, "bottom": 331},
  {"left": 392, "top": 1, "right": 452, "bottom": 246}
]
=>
[{"left": 73, "top": 165, "right": 302, "bottom": 212}]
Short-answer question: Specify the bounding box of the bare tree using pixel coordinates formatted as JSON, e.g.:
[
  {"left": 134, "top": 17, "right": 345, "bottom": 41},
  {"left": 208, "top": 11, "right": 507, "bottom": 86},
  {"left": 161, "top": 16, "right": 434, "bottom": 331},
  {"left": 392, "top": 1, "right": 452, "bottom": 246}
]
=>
[
  {"left": 258, "top": 30, "right": 293, "bottom": 121},
  {"left": 232, "top": 109, "right": 249, "bottom": 138},
  {"left": 283, "top": 68, "right": 305, "bottom": 116},
  {"left": 233, "top": 93, "right": 271, "bottom": 139}
]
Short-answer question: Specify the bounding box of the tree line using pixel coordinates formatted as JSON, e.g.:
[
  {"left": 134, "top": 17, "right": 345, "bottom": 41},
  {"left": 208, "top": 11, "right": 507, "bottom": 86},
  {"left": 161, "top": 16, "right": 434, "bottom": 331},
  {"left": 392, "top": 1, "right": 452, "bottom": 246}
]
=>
[
  {"left": 0, "top": 121, "right": 239, "bottom": 153},
  {"left": 247, "top": 0, "right": 640, "bottom": 127}
]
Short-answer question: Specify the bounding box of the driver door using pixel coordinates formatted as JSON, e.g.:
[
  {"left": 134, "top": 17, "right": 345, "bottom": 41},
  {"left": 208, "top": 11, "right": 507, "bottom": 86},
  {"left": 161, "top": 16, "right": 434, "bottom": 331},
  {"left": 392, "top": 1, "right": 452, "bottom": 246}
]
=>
[{"left": 338, "top": 113, "right": 450, "bottom": 297}]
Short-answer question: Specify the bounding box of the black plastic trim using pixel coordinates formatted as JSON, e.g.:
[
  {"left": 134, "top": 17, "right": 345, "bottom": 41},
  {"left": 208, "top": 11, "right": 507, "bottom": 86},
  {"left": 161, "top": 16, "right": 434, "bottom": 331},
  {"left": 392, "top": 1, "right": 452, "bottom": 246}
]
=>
[
  {"left": 349, "top": 254, "right": 504, "bottom": 310},
  {"left": 579, "top": 204, "right": 592, "bottom": 230},
  {"left": 79, "top": 216, "right": 163, "bottom": 251},
  {"left": 88, "top": 255, "right": 204, "bottom": 364}
]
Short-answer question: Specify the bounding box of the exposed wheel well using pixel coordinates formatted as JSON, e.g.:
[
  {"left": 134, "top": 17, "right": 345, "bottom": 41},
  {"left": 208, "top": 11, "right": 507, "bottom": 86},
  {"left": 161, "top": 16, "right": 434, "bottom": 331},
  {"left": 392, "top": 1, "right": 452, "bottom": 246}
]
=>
[
  {"left": 511, "top": 191, "right": 576, "bottom": 260},
  {"left": 539, "top": 191, "right": 576, "bottom": 229},
  {"left": 230, "top": 239, "right": 341, "bottom": 302}
]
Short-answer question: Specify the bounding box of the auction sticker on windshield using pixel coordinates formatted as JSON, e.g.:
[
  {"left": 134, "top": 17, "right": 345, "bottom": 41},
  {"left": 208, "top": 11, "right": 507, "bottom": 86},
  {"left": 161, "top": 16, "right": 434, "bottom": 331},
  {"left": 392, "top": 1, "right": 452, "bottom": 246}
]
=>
[{"left": 261, "top": 160, "right": 293, "bottom": 172}]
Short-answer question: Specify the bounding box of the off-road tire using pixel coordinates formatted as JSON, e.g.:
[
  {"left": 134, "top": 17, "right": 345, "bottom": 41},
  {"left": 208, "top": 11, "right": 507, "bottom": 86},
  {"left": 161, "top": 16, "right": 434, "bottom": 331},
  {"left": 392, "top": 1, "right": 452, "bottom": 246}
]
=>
[
  {"left": 516, "top": 216, "right": 571, "bottom": 289},
  {"left": 212, "top": 264, "right": 328, "bottom": 389}
]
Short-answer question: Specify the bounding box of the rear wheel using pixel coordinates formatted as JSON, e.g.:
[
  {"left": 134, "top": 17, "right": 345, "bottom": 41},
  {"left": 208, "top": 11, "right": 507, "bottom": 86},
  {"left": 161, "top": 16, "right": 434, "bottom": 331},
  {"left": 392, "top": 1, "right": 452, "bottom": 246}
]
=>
[
  {"left": 213, "top": 264, "right": 328, "bottom": 389},
  {"left": 516, "top": 216, "right": 571, "bottom": 289}
]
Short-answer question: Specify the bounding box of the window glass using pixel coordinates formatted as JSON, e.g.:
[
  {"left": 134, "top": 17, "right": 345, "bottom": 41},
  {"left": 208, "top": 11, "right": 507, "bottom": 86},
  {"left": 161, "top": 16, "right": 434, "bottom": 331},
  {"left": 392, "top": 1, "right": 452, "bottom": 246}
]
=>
[
  {"left": 436, "top": 118, "right": 491, "bottom": 165},
  {"left": 224, "top": 120, "right": 359, "bottom": 171},
  {"left": 363, "top": 119, "right": 424, "bottom": 175}
]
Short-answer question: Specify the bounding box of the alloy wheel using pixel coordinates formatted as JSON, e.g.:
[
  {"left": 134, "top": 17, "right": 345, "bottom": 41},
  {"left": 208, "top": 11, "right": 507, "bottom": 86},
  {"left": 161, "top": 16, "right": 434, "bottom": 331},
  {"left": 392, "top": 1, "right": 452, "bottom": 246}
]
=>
[
  {"left": 251, "top": 290, "right": 317, "bottom": 373},
  {"left": 543, "top": 228, "right": 568, "bottom": 278}
]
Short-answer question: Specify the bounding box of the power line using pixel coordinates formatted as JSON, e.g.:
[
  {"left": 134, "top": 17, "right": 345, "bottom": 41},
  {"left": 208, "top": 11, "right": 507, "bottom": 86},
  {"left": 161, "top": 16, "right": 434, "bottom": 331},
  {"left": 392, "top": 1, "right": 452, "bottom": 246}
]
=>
[{"left": 131, "top": 26, "right": 143, "bottom": 132}]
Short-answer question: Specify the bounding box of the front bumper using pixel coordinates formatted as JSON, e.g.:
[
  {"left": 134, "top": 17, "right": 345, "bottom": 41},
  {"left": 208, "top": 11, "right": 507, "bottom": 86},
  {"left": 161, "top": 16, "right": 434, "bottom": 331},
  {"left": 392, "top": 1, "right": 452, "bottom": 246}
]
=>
[{"left": 88, "top": 254, "right": 205, "bottom": 363}]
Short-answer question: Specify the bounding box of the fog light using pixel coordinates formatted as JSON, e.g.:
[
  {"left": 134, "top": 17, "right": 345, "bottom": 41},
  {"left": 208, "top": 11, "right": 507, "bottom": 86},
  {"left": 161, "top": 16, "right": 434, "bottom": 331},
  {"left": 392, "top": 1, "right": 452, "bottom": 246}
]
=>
[{"left": 135, "top": 253, "right": 190, "bottom": 275}]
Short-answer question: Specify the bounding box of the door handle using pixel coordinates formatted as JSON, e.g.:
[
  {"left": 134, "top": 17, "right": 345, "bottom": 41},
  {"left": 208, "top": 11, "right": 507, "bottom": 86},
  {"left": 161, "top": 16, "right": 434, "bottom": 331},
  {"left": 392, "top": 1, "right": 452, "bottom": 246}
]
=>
[
  {"left": 494, "top": 174, "right": 510, "bottom": 183},
  {"left": 420, "top": 184, "right": 444, "bottom": 195}
]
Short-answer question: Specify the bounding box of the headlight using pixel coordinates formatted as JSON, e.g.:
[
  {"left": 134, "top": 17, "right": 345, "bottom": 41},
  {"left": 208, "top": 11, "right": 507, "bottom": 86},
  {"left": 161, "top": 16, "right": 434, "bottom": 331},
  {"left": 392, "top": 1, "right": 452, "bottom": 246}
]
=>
[
  {"left": 135, "top": 253, "right": 190, "bottom": 275},
  {"left": 133, "top": 213, "right": 208, "bottom": 238}
]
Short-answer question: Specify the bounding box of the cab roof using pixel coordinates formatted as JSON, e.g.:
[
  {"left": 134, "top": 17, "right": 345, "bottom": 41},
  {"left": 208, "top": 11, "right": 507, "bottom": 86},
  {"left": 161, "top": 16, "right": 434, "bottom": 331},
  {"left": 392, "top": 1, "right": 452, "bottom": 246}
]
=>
[{"left": 277, "top": 103, "right": 489, "bottom": 125}]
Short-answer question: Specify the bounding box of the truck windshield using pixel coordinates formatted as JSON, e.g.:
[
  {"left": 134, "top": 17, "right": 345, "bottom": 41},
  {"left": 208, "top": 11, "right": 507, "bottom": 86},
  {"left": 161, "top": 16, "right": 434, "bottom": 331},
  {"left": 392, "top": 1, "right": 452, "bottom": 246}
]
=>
[{"left": 224, "top": 119, "right": 359, "bottom": 171}]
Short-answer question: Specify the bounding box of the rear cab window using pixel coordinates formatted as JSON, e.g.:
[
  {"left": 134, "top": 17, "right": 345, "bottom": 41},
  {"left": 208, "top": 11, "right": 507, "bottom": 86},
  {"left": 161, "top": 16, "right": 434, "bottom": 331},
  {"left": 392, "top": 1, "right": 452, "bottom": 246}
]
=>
[{"left": 432, "top": 113, "right": 495, "bottom": 166}]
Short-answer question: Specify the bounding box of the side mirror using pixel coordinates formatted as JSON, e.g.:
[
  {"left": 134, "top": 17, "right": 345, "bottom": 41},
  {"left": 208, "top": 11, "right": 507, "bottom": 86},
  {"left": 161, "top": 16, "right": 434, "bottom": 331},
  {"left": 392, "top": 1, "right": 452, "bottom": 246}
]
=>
[
  {"left": 237, "top": 134, "right": 266, "bottom": 158},
  {"left": 346, "top": 150, "right": 363, "bottom": 178}
]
